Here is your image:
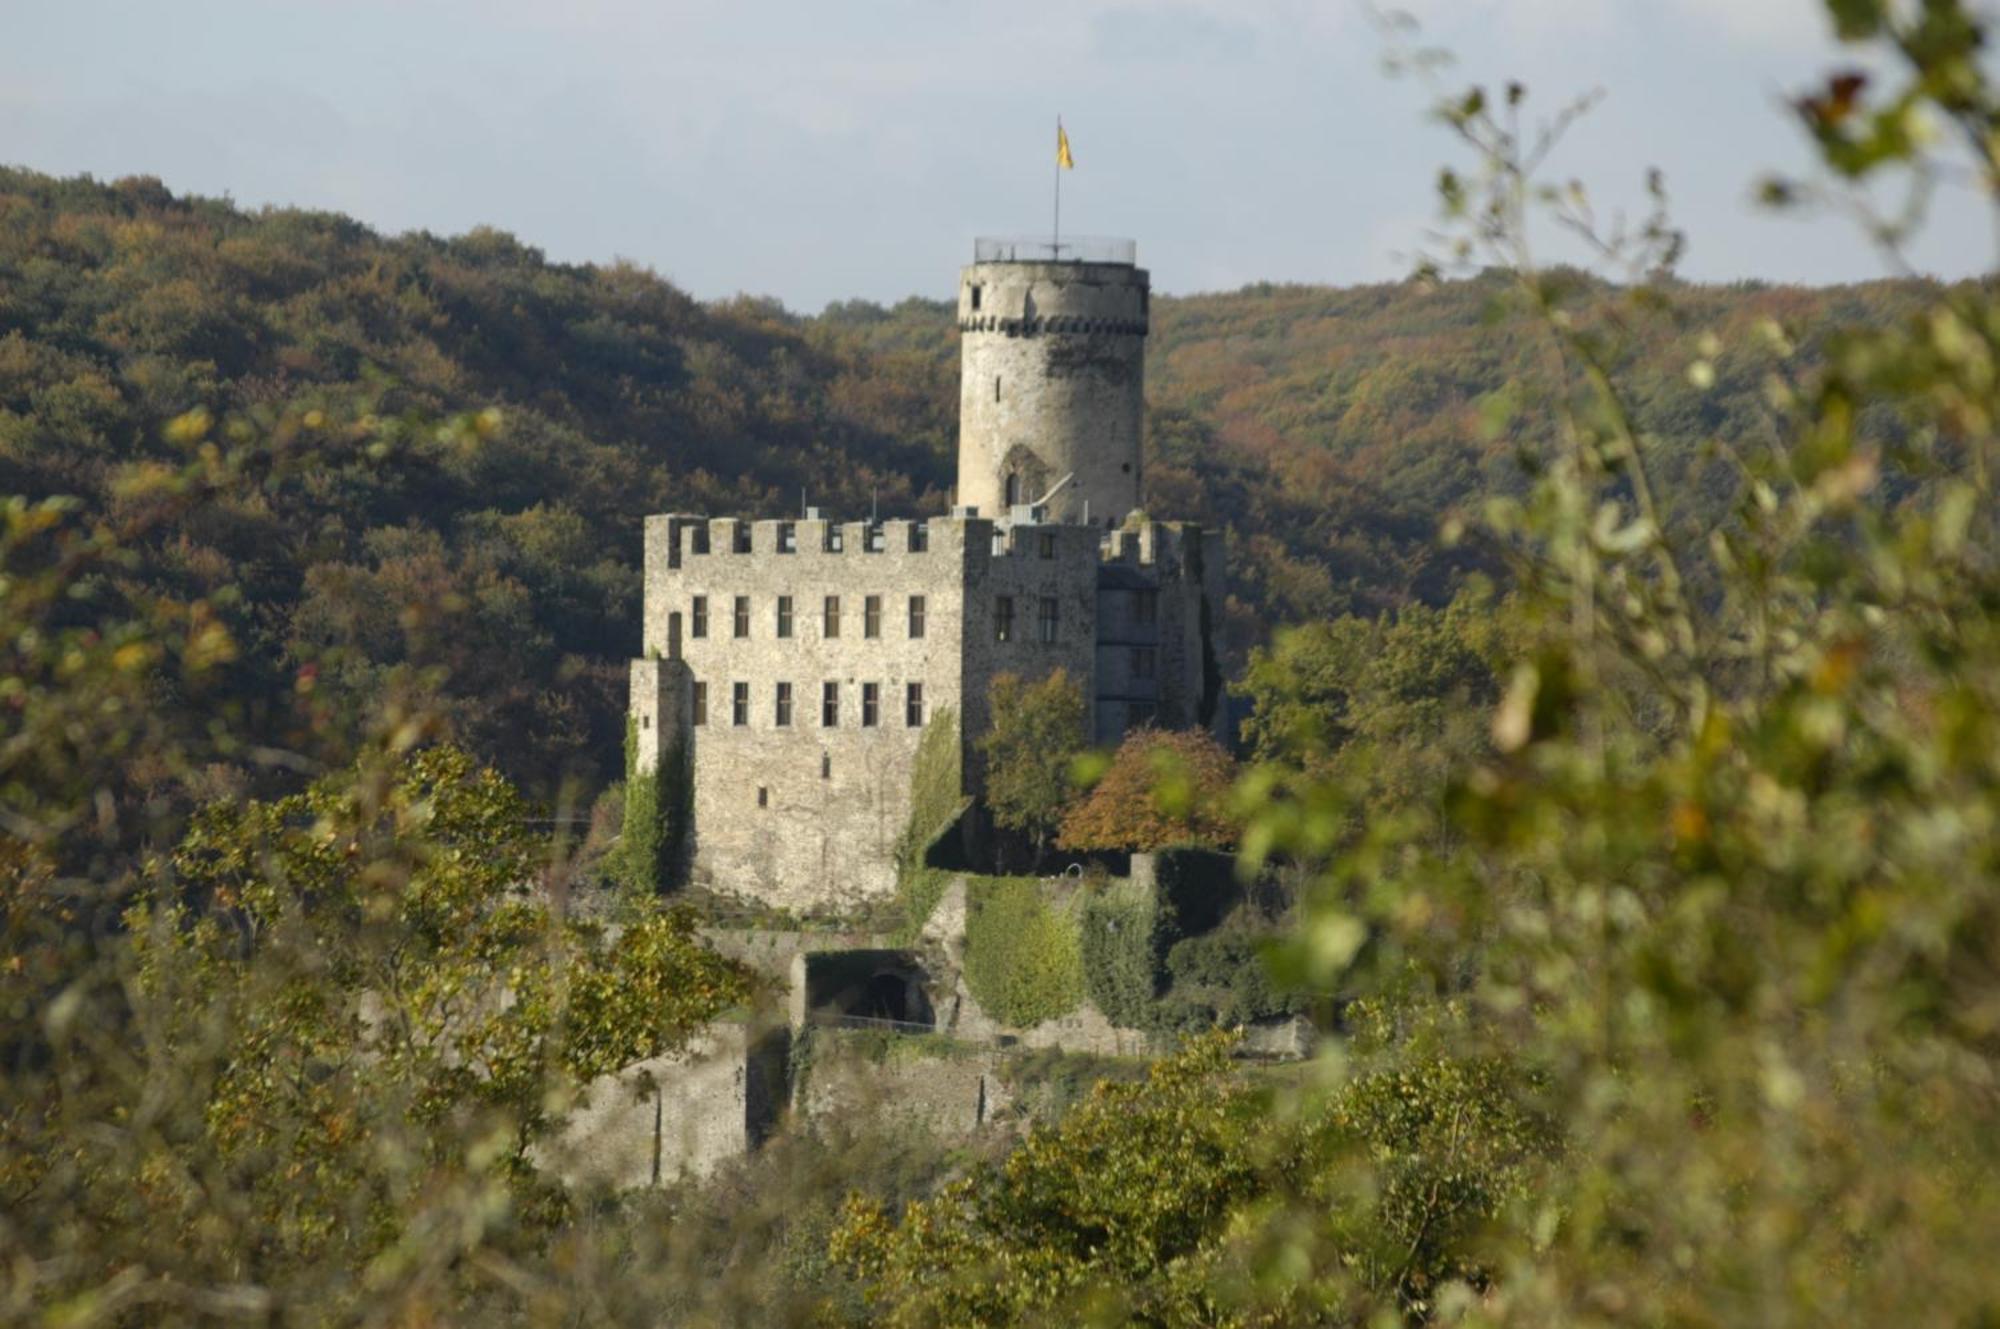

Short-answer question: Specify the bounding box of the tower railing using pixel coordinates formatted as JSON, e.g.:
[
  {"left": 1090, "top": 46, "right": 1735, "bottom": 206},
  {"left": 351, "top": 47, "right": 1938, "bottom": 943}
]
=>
[{"left": 973, "top": 235, "right": 1136, "bottom": 265}]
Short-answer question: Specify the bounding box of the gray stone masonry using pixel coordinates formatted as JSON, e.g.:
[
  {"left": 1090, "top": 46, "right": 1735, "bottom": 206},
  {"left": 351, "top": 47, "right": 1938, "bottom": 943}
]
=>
[
  {"left": 956, "top": 259, "right": 1148, "bottom": 528},
  {"left": 538, "top": 1022, "right": 787, "bottom": 1189},
  {"left": 634, "top": 513, "right": 1103, "bottom": 911}
]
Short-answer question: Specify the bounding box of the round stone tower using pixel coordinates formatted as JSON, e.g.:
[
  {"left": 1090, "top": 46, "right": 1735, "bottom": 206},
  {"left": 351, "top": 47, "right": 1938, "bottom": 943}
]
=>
[{"left": 955, "top": 237, "right": 1148, "bottom": 527}]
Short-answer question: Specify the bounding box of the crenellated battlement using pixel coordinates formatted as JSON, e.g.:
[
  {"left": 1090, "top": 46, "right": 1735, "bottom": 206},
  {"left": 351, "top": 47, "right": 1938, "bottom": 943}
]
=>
[
  {"left": 644, "top": 512, "right": 1152, "bottom": 571},
  {"left": 1096, "top": 519, "right": 1209, "bottom": 575},
  {"left": 649, "top": 513, "right": 981, "bottom": 566}
]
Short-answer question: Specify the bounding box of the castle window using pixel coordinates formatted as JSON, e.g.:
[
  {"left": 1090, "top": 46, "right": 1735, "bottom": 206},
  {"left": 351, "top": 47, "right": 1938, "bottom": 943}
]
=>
[
  {"left": 821, "top": 752, "right": 831, "bottom": 780},
  {"left": 971, "top": 283, "right": 982, "bottom": 311},
  {"left": 864, "top": 595, "right": 882, "bottom": 639},
  {"left": 691, "top": 525, "right": 711, "bottom": 555},
  {"left": 824, "top": 595, "right": 840, "bottom": 638},
  {"left": 775, "top": 682, "right": 793, "bottom": 726},
  {"left": 691, "top": 595, "right": 708, "bottom": 639},
  {"left": 732, "top": 682, "right": 749, "bottom": 726},
  {"left": 1039, "top": 532, "right": 1056, "bottom": 559},
  {"left": 777, "top": 522, "right": 797, "bottom": 554},
  {"left": 994, "top": 375, "right": 1001, "bottom": 403},
  {"left": 693, "top": 682, "right": 708, "bottom": 726},
  {"left": 822, "top": 681, "right": 839, "bottom": 727},
  {"left": 905, "top": 682, "right": 925, "bottom": 728},
  {"left": 908, "top": 595, "right": 926, "bottom": 639},
  {"left": 733, "top": 596, "right": 750, "bottom": 638},
  {"left": 995, "top": 595, "right": 1014, "bottom": 643},
  {"left": 864, "top": 525, "right": 885, "bottom": 553},
  {"left": 1005, "top": 474, "right": 1020, "bottom": 506},
  {"left": 1133, "top": 589, "right": 1158, "bottom": 626},
  {"left": 776, "top": 595, "right": 794, "bottom": 639},
  {"left": 757, "top": 786, "right": 769, "bottom": 808},
  {"left": 1132, "top": 646, "right": 1157, "bottom": 680},
  {"left": 641, "top": 713, "right": 651, "bottom": 730},
  {"left": 909, "top": 522, "right": 928, "bottom": 553},
  {"left": 1038, "top": 596, "right": 1059, "bottom": 643},
  {"left": 862, "top": 682, "right": 880, "bottom": 728},
  {"left": 733, "top": 525, "right": 752, "bottom": 553},
  {"left": 826, "top": 524, "right": 844, "bottom": 552}
]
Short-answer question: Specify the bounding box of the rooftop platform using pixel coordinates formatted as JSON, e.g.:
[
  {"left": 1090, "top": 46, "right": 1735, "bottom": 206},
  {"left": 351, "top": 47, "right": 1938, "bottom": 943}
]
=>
[{"left": 972, "top": 235, "right": 1136, "bottom": 265}]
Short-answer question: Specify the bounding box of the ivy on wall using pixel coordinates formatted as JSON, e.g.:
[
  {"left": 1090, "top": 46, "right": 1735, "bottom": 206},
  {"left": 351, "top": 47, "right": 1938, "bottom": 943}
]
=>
[
  {"left": 1078, "top": 877, "right": 1169, "bottom": 1028},
  {"left": 962, "top": 877, "right": 1084, "bottom": 1028},
  {"left": 894, "top": 707, "right": 967, "bottom": 938},
  {"left": 614, "top": 714, "right": 690, "bottom": 901}
]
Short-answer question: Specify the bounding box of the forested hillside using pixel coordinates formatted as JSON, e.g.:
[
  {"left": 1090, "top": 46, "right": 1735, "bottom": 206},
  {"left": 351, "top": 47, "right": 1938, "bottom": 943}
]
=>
[{"left": 1, "top": 164, "right": 1964, "bottom": 794}]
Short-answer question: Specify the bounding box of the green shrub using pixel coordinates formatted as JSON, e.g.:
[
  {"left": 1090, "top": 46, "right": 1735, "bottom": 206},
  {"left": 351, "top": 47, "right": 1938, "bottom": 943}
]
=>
[
  {"left": 615, "top": 715, "right": 690, "bottom": 900},
  {"left": 1164, "top": 928, "right": 1302, "bottom": 1028},
  {"left": 1079, "top": 876, "right": 1168, "bottom": 1027},
  {"left": 895, "top": 707, "right": 967, "bottom": 939},
  {"left": 962, "top": 877, "right": 1084, "bottom": 1027}
]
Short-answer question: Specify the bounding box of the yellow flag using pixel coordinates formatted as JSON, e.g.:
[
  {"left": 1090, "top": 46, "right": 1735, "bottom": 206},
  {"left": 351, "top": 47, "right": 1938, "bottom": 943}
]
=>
[{"left": 1057, "top": 123, "right": 1074, "bottom": 170}]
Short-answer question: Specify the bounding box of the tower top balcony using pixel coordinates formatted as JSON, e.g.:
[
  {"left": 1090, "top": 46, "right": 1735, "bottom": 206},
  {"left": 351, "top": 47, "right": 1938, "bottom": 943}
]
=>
[{"left": 972, "top": 235, "right": 1137, "bottom": 266}]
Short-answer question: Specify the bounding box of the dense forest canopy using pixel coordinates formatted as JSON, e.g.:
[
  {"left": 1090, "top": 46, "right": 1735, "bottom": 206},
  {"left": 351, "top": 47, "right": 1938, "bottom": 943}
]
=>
[{"left": 0, "top": 164, "right": 1971, "bottom": 802}]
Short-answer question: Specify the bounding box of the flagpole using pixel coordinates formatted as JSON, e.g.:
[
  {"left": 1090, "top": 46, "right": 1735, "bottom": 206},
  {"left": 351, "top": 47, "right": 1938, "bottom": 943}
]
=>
[{"left": 1052, "top": 115, "right": 1062, "bottom": 259}]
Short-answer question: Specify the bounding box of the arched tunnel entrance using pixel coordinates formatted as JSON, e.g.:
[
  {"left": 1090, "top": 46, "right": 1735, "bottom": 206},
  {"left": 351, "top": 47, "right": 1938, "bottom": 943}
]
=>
[{"left": 801, "top": 949, "right": 936, "bottom": 1030}]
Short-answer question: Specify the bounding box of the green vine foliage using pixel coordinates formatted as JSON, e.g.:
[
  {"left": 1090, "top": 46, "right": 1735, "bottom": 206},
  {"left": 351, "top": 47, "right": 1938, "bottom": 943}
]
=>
[
  {"left": 1078, "top": 877, "right": 1168, "bottom": 1028},
  {"left": 962, "top": 877, "right": 1084, "bottom": 1027},
  {"left": 895, "top": 706, "right": 967, "bottom": 938},
  {"left": 615, "top": 714, "right": 691, "bottom": 902}
]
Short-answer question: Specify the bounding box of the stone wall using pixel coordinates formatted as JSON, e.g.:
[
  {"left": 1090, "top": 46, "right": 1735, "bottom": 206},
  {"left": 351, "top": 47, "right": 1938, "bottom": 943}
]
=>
[
  {"left": 955, "top": 259, "right": 1149, "bottom": 528},
  {"left": 958, "top": 521, "right": 1101, "bottom": 795},
  {"left": 797, "top": 1030, "right": 1017, "bottom": 1136},
  {"left": 1092, "top": 520, "right": 1226, "bottom": 742},
  {"left": 635, "top": 513, "right": 1104, "bottom": 910},
  {"left": 539, "top": 1021, "right": 788, "bottom": 1190},
  {"left": 640, "top": 515, "right": 977, "bottom": 911}
]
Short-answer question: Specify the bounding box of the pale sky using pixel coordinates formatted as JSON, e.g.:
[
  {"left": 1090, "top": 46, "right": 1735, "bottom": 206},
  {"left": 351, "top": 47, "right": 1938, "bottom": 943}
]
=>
[{"left": 1, "top": 0, "right": 1989, "bottom": 309}]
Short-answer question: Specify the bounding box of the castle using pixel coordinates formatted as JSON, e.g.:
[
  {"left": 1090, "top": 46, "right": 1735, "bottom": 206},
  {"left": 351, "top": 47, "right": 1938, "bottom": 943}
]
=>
[{"left": 628, "top": 236, "right": 1225, "bottom": 910}]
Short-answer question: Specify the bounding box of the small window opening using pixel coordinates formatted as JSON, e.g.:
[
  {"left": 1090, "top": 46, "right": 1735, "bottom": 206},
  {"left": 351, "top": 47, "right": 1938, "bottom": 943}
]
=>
[
  {"left": 1038, "top": 532, "right": 1056, "bottom": 559},
  {"left": 971, "top": 283, "right": 983, "bottom": 311},
  {"left": 821, "top": 752, "right": 831, "bottom": 780},
  {"left": 642, "top": 713, "right": 652, "bottom": 730},
  {"left": 1005, "top": 473, "right": 1020, "bottom": 506},
  {"left": 757, "top": 786, "right": 769, "bottom": 808},
  {"left": 994, "top": 375, "right": 1001, "bottom": 403}
]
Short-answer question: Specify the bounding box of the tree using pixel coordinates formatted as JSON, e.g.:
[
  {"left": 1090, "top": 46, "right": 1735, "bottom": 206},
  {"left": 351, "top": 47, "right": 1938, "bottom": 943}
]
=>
[
  {"left": 977, "top": 668, "right": 1086, "bottom": 863},
  {"left": 834, "top": 1017, "right": 1548, "bottom": 1327},
  {"left": 106, "top": 744, "right": 751, "bottom": 1312},
  {"left": 1244, "top": 6, "right": 2000, "bottom": 1323},
  {"left": 1057, "top": 727, "right": 1239, "bottom": 853}
]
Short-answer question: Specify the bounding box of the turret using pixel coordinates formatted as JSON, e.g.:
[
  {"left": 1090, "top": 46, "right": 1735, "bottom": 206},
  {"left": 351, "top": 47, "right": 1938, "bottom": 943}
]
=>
[{"left": 954, "top": 236, "right": 1148, "bottom": 528}]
